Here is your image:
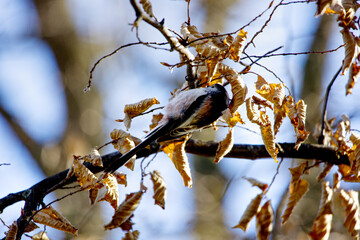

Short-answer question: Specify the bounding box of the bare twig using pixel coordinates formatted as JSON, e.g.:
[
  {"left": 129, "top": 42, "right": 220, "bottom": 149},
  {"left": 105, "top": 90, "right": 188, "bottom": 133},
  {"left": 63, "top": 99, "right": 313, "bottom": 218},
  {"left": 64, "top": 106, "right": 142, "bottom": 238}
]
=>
[{"left": 318, "top": 67, "right": 342, "bottom": 144}]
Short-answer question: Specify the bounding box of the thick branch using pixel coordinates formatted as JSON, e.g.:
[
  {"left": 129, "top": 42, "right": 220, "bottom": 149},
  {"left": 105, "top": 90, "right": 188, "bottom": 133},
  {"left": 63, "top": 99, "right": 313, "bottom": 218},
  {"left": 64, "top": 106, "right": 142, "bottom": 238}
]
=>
[{"left": 0, "top": 140, "right": 348, "bottom": 214}]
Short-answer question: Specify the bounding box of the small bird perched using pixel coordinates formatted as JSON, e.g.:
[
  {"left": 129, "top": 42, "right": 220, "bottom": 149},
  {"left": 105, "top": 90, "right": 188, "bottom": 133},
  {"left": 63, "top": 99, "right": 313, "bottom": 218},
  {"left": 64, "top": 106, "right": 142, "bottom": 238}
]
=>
[{"left": 105, "top": 84, "right": 229, "bottom": 173}]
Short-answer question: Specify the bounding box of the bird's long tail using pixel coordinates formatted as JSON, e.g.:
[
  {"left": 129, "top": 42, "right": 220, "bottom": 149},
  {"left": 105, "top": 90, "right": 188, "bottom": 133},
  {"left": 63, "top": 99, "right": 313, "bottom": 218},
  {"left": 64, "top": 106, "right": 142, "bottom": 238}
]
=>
[{"left": 104, "top": 120, "right": 175, "bottom": 173}]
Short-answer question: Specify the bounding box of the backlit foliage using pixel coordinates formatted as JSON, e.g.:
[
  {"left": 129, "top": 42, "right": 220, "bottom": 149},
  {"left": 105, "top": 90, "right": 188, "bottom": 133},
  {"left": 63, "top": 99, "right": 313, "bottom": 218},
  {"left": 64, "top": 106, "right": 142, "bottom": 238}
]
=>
[{"left": 7, "top": 0, "right": 360, "bottom": 239}]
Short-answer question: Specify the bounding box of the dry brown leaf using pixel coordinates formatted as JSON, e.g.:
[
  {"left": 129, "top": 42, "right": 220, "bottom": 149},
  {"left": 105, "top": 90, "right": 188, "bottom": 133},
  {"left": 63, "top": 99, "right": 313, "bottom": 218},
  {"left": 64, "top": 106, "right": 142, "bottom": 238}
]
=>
[
  {"left": 252, "top": 95, "right": 273, "bottom": 110},
  {"left": 24, "top": 221, "right": 39, "bottom": 233},
  {"left": 317, "top": 163, "right": 334, "bottom": 182},
  {"left": 260, "top": 123, "right": 278, "bottom": 163},
  {"left": 99, "top": 173, "right": 120, "bottom": 210},
  {"left": 214, "top": 129, "right": 234, "bottom": 163},
  {"left": 229, "top": 30, "right": 247, "bottom": 62},
  {"left": 72, "top": 158, "right": 98, "bottom": 190},
  {"left": 83, "top": 148, "right": 103, "bottom": 167},
  {"left": 341, "top": 28, "right": 360, "bottom": 75},
  {"left": 349, "top": 132, "right": 360, "bottom": 176},
  {"left": 122, "top": 230, "right": 140, "bottom": 240},
  {"left": 274, "top": 104, "right": 287, "bottom": 135},
  {"left": 222, "top": 109, "right": 244, "bottom": 128},
  {"left": 338, "top": 189, "right": 360, "bottom": 238},
  {"left": 233, "top": 193, "right": 263, "bottom": 231},
  {"left": 33, "top": 206, "right": 78, "bottom": 235},
  {"left": 281, "top": 179, "right": 309, "bottom": 225},
  {"left": 308, "top": 181, "right": 333, "bottom": 240},
  {"left": 122, "top": 97, "right": 160, "bottom": 130},
  {"left": 149, "top": 113, "right": 164, "bottom": 130},
  {"left": 333, "top": 172, "right": 341, "bottom": 189},
  {"left": 347, "top": 63, "right": 360, "bottom": 95},
  {"left": 113, "top": 172, "right": 127, "bottom": 187},
  {"left": 255, "top": 76, "right": 285, "bottom": 106},
  {"left": 150, "top": 170, "right": 167, "bottom": 209},
  {"left": 113, "top": 137, "right": 137, "bottom": 171},
  {"left": 227, "top": 73, "right": 247, "bottom": 113},
  {"left": 256, "top": 200, "right": 274, "bottom": 240},
  {"left": 246, "top": 98, "right": 263, "bottom": 126},
  {"left": 104, "top": 187, "right": 146, "bottom": 230},
  {"left": 139, "top": 0, "right": 154, "bottom": 17},
  {"left": 5, "top": 221, "right": 17, "bottom": 240},
  {"left": 162, "top": 137, "right": 193, "bottom": 188},
  {"left": 243, "top": 177, "right": 268, "bottom": 192},
  {"left": 289, "top": 162, "right": 308, "bottom": 193},
  {"left": 32, "top": 231, "right": 50, "bottom": 240},
  {"left": 295, "top": 99, "right": 309, "bottom": 150}
]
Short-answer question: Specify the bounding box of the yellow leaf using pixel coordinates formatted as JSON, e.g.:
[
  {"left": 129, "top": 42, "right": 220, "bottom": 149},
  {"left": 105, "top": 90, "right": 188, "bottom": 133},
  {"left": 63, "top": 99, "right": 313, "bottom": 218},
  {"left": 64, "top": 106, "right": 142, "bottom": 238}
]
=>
[
  {"left": 256, "top": 200, "right": 274, "bottom": 240},
  {"left": 33, "top": 206, "right": 78, "bottom": 236},
  {"left": 83, "top": 148, "right": 103, "bottom": 167},
  {"left": 246, "top": 98, "right": 263, "bottom": 126},
  {"left": 214, "top": 129, "right": 234, "bottom": 163},
  {"left": 163, "top": 137, "right": 193, "bottom": 188},
  {"left": 222, "top": 109, "right": 244, "bottom": 128},
  {"left": 233, "top": 193, "right": 263, "bottom": 231},
  {"left": 150, "top": 170, "right": 167, "bottom": 209},
  {"left": 104, "top": 187, "right": 146, "bottom": 230}
]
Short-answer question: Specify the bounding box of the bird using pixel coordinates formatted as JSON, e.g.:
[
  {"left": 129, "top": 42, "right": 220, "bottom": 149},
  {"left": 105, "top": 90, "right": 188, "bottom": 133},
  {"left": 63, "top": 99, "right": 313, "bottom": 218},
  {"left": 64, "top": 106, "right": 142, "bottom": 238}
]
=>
[{"left": 104, "top": 84, "right": 230, "bottom": 173}]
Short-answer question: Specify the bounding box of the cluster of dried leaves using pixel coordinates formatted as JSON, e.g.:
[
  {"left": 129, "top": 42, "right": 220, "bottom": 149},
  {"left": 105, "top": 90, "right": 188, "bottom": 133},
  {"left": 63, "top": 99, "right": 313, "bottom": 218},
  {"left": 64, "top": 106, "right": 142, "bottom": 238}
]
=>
[
  {"left": 316, "top": 0, "right": 360, "bottom": 94},
  {"left": 6, "top": 0, "right": 360, "bottom": 239}
]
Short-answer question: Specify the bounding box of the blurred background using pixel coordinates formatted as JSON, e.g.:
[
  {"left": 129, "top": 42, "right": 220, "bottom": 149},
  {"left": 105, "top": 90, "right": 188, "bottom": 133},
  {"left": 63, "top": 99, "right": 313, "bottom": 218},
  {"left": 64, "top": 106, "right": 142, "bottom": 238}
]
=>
[{"left": 0, "top": 0, "right": 359, "bottom": 239}]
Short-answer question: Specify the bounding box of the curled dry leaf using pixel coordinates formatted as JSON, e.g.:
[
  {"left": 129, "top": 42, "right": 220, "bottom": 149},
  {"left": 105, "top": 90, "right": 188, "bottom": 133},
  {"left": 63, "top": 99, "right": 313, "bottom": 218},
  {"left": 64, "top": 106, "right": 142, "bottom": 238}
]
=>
[
  {"left": 104, "top": 188, "right": 146, "bottom": 230},
  {"left": 347, "top": 63, "right": 360, "bottom": 95},
  {"left": 99, "top": 173, "right": 120, "bottom": 210},
  {"left": 281, "top": 179, "right": 309, "bottom": 225},
  {"left": 113, "top": 137, "right": 136, "bottom": 171},
  {"left": 5, "top": 221, "right": 17, "bottom": 240},
  {"left": 260, "top": 123, "right": 278, "bottom": 163},
  {"left": 246, "top": 98, "right": 262, "bottom": 126},
  {"left": 32, "top": 231, "right": 50, "bottom": 240},
  {"left": 149, "top": 113, "right": 164, "bottom": 130},
  {"left": 308, "top": 181, "right": 333, "bottom": 240},
  {"left": 333, "top": 172, "right": 341, "bottom": 190},
  {"left": 162, "top": 137, "right": 193, "bottom": 188},
  {"left": 255, "top": 75, "right": 285, "bottom": 106},
  {"left": 214, "top": 129, "right": 234, "bottom": 163},
  {"left": 33, "top": 206, "right": 78, "bottom": 236},
  {"left": 227, "top": 72, "right": 247, "bottom": 113},
  {"left": 256, "top": 200, "right": 274, "bottom": 240},
  {"left": 139, "top": 0, "right": 154, "bottom": 17},
  {"left": 113, "top": 172, "right": 127, "bottom": 187},
  {"left": 222, "top": 109, "right": 244, "bottom": 128},
  {"left": 274, "top": 104, "right": 287, "bottom": 135},
  {"left": 349, "top": 132, "right": 360, "bottom": 176},
  {"left": 338, "top": 189, "right": 360, "bottom": 238},
  {"left": 72, "top": 158, "right": 98, "bottom": 190},
  {"left": 123, "top": 97, "right": 160, "bottom": 130},
  {"left": 243, "top": 177, "right": 268, "bottom": 192},
  {"left": 150, "top": 170, "right": 167, "bottom": 209},
  {"left": 24, "top": 221, "right": 39, "bottom": 233},
  {"left": 122, "top": 230, "right": 140, "bottom": 240},
  {"left": 83, "top": 148, "right": 103, "bottom": 167},
  {"left": 316, "top": 163, "right": 334, "bottom": 182},
  {"left": 228, "top": 30, "right": 247, "bottom": 62},
  {"left": 233, "top": 193, "right": 263, "bottom": 231},
  {"left": 341, "top": 28, "right": 360, "bottom": 75}
]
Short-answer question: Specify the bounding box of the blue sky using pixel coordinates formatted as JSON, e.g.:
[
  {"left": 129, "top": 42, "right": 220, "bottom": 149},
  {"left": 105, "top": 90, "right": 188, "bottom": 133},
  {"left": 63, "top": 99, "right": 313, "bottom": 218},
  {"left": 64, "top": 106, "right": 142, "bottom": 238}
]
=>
[{"left": 1, "top": 0, "right": 358, "bottom": 239}]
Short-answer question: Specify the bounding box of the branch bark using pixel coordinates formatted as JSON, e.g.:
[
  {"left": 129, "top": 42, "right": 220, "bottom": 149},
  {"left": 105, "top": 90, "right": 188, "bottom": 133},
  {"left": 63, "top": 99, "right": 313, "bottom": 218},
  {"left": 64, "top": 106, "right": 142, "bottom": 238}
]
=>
[{"left": 0, "top": 139, "right": 349, "bottom": 238}]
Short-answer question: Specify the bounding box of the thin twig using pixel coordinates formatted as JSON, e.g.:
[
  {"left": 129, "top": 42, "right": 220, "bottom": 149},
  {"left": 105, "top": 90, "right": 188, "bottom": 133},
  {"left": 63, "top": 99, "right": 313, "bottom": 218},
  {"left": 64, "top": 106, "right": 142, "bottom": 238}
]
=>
[
  {"left": 265, "top": 157, "right": 284, "bottom": 194},
  {"left": 318, "top": 67, "right": 342, "bottom": 144},
  {"left": 244, "top": 44, "right": 344, "bottom": 59},
  {"left": 85, "top": 41, "right": 169, "bottom": 92}
]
